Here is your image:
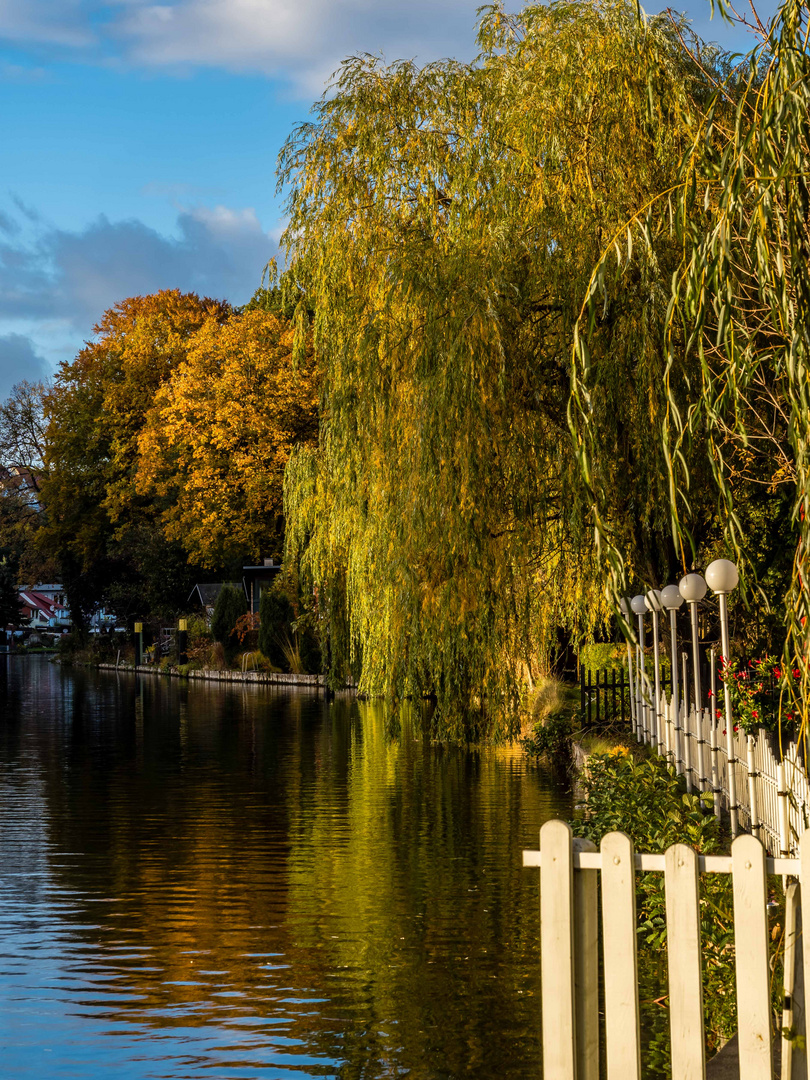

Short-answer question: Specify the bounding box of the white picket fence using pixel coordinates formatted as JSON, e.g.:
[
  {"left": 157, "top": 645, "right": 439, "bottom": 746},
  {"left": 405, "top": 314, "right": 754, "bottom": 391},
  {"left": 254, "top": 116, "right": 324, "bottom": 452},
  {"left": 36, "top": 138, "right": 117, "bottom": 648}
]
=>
[
  {"left": 524, "top": 820, "right": 808, "bottom": 1079},
  {"left": 630, "top": 650, "right": 810, "bottom": 856}
]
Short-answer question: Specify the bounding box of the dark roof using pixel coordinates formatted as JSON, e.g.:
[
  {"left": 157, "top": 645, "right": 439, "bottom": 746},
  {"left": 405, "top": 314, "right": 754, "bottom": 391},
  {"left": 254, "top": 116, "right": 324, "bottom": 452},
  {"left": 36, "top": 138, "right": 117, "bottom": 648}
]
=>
[{"left": 188, "top": 582, "right": 242, "bottom": 606}]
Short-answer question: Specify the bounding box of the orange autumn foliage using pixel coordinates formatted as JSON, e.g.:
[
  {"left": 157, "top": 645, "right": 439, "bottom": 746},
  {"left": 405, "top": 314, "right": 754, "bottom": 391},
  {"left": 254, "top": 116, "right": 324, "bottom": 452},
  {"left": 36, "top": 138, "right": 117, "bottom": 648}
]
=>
[{"left": 136, "top": 308, "right": 319, "bottom": 567}]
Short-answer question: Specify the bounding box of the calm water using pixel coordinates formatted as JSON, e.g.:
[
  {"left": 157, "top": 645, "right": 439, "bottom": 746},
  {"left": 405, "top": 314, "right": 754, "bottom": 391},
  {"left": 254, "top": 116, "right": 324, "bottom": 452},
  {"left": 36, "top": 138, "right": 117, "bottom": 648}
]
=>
[{"left": 0, "top": 657, "right": 571, "bottom": 1079}]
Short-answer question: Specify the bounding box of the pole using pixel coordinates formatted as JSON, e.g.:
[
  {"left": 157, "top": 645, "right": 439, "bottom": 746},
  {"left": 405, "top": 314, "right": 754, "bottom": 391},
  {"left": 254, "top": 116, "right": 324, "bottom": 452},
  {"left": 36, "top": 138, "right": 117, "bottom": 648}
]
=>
[
  {"left": 689, "top": 602, "right": 708, "bottom": 805},
  {"left": 710, "top": 647, "right": 721, "bottom": 820},
  {"left": 638, "top": 614, "right": 649, "bottom": 745},
  {"left": 652, "top": 608, "right": 663, "bottom": 756},
  {"left": 134, "top": 621, "right": 143, "bottom": 667},
  {"left": 178, "top": 618, "right": 188, "bottom": 666},
  {"left": 682, "top": 651, "right": 692, "bottom": 792},
  {"left": 718, "top": 593, "right": 739, "bottom": 836},
  {"left": 669, "top": 607, "right": 682, "bottom": 773}
]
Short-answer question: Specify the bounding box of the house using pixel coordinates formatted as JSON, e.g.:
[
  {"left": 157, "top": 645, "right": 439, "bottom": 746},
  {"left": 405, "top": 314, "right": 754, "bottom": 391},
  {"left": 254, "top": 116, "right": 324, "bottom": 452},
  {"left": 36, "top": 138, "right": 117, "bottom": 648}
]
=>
[
  {"left": 18, "top": 589, "right": 71, "bottom": 631},
  {"left": 187, "top": 583, "right": 242, "bottom": 619},
  {"left": 0, "top": 465, "right": 41, "bottom": 509},
  {"left": 242, "top": 559, "right": 281, "bottom": 614}
]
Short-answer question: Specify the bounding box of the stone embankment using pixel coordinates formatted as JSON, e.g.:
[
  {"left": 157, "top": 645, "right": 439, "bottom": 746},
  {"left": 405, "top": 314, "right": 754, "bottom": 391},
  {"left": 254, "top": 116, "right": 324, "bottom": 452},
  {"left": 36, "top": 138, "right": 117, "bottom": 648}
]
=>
[{"left": 96, "top": 662, "right": 354, "bottom": 690}]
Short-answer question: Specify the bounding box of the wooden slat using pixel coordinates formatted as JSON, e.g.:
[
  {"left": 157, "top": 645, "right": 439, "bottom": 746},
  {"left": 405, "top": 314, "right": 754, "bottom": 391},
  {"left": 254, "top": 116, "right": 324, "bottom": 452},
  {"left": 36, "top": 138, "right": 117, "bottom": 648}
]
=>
[
  {"left": 781, "top": 881, "right": 806, "bottom": 1080},
  {"left": 799, "top": 837, "right": 810, "bottom": 1080},
  {"left": 573, "top": 837, "right": 599, "bottom": 1080},
  {"left": 523, "top": 849, "right": 800, "bottom": 877},
  {"left": 539, "top": 820, "right": 577, "bottom": 1080},
  {"left": 732, "top": 833, "right": 773, "bottom": 1080},
  {"left": 601, "top": 831, "right": 641, "bottom": 1080},
  {"left": 665, "top": 844, "right": 705, "bottom": 1079}
]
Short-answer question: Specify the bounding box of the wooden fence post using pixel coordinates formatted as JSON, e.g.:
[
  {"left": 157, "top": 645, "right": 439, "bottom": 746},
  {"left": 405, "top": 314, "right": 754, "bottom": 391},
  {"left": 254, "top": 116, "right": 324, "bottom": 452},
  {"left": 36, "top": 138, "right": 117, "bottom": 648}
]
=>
[
  {"left": 780, "top": 763, "right": 792, "bottom": 862},
  {"left": 732, "top": 833, "right": 772, "bottom": 1080},
  {"left": 573, "top": 837, "right": 599, "bottom": 1080},
  {"left": 539, "top": 820, "right": 577, "bottom": 1080},
  {"left": 748, "top": 735, "right": 761, "bottom": 841},
  {"left": 782, "top": 880, "right": 807, "bottom": 1080},
  {"left": 665, "top": 843, "right": 705, "bottom": 1078},
  {"left": 601, "top": 831, "right": 641, "bottom": 1080}
]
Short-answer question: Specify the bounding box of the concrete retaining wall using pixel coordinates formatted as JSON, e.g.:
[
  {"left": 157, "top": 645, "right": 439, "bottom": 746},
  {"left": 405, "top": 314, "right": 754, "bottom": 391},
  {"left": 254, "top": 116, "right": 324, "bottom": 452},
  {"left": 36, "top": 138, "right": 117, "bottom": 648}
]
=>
[{"left": 96, "top": 662, "right": 352, "bottom": 690}]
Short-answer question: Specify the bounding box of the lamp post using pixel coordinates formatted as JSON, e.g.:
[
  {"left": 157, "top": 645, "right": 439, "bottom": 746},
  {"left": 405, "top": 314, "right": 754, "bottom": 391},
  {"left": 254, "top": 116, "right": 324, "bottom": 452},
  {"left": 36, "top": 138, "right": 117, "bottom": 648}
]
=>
[
  {"left": 706, "top": 558, "right": 740, "bottom": 835},
  {"left": 619, "top": 598, "right": 637, "bottom": 738},
  {"left": 645, "top": 589, "right": 664, "bottom": 755},
  {"left": 679, "top": 573, "right": 708, "bottom": 802},
  {"left": 631, "top": 594, "right": 649, "bottom": 744},
  {"left": 661, "top": 584, "right": 685, "bottom": 775}
]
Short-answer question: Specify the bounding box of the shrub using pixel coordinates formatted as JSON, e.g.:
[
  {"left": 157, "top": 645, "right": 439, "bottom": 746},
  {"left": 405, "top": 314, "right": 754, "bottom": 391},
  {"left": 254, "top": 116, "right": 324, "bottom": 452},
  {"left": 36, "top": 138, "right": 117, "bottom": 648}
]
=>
[
  {"left": 258, "top": 585, "right": 295, "bottom": 669},
  {"left": 211, "top": 585, "right": 247, "bottom": 662}
]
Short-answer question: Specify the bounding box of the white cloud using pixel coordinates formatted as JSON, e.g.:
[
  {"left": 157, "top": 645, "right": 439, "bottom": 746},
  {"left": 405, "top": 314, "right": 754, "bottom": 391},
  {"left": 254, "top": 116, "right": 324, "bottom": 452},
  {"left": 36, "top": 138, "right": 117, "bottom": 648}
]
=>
[
  {"left": 0, "top": 200, "right": 278, "bottom": 370},
  {"left": 112, "top": 0, "right": 479, "bottom": 91},
  {"left": 0, "top": 0, "right": 97, "bottom": 47},
  {"left": 0, "top": 0, "right": 480, "bottom": 95}
]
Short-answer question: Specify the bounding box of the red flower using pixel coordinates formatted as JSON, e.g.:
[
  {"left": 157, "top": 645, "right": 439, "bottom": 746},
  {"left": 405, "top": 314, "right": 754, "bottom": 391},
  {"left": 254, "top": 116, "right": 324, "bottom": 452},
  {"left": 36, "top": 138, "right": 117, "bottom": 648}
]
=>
[
  {"left": 774, "top": 668, "right": 782, "bottom": 678},
  {"left": 723, "top": 729, "right": 727, "bottom": 735},
  {"left": 793, "top": 669, "right": 801, "bottom": 678},
  {"left": 752, "top": 711, "right": 758, "bottom": 719},
  {"left": 734, "top": 725, "right": 739, "bottom": 732},
  {"left": 716, "top": 709, "right": 722, "bottom": 718},
  {"left": 708, "top": 690, "right": 713, "bottom": 697}
]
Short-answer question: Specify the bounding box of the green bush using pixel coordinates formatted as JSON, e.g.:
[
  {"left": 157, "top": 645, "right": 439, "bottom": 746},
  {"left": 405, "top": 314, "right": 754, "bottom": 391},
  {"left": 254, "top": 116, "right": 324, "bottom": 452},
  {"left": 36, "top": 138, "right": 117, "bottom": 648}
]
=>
[
  {"left": 211, "top": 585, "right": 247, "bottom": 662},
  {"left": 570, "top": 753, "right": 789, "bottom": 1058},
  {"left": 523, "top": 711, "right": 575, "bottom": 765},
  {"left": 258, "top": 586, "right": 294, "bottom": 669},
  {"left": 258, "top": 583, "right": 323, "bottom": 674}
]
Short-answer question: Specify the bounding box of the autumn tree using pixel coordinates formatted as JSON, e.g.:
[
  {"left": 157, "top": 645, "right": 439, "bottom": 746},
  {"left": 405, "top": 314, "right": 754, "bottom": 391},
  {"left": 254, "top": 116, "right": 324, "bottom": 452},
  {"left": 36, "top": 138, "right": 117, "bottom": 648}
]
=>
[
  {"left": 40, "top": 290, "right": 231, "bottom": 626},
  {"left": 0, "top": 381, "right": 57, "bottom": 586},
  {"left": 136, "top": 308, "right": 319, "bottom": 567},
  {"left": 278, "top": 0, "right": 728, "bottom": 732}
]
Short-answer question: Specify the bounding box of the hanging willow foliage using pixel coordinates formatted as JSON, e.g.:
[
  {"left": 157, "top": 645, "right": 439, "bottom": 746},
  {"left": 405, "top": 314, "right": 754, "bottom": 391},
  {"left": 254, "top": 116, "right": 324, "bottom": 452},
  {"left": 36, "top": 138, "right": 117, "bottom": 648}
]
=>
[
  {"left": 279, "top": 0, "right": 729, "bottom": 736},
  {"left": 573, "top": 0, "right": 810, "bottom": 719}
]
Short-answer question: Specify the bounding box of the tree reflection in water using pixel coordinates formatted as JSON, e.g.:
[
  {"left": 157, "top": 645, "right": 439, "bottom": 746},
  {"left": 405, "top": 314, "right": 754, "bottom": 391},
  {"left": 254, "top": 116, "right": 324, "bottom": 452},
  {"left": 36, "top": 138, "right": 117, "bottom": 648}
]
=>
[{"left": 0, "top": 657, "right": 570, "bottom": 1078}]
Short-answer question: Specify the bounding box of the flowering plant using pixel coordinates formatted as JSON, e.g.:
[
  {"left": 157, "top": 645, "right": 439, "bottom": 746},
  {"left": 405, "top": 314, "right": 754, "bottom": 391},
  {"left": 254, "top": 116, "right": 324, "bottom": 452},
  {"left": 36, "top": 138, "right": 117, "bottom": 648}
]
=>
[{"left": 717, "top": 654, "right": 799, "bottom": 734}]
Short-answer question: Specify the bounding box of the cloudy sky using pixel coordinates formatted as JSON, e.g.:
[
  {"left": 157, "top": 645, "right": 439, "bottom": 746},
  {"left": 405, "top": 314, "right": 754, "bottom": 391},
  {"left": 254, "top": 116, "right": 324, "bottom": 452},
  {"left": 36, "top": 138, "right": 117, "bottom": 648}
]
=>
[{"left": 0, "top": 0, "right": 779, "bottom": 398}]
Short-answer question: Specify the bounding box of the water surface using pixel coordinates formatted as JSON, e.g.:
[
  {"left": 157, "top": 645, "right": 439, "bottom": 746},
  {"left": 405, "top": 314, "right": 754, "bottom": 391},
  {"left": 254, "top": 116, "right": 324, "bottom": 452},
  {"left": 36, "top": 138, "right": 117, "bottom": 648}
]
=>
[{"left": 0, "top": 657, "right": 570, "bottom": 1078}]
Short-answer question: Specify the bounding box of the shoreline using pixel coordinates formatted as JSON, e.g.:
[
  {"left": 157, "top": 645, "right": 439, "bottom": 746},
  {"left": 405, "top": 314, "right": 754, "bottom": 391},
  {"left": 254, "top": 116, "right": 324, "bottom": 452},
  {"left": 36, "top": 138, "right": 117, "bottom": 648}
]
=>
[{"left": 94, "top": 661, "right": 356, "bottom": 690}]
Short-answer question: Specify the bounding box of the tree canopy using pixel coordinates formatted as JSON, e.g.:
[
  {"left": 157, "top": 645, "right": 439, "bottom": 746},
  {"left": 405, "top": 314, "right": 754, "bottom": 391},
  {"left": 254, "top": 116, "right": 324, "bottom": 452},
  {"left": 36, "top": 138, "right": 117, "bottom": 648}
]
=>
[
  {"left": 136, "top": 308, "right": 318, "bottom": 567},
  {"left": 278, "top": 0, "right": 734, "bottom": 733}
]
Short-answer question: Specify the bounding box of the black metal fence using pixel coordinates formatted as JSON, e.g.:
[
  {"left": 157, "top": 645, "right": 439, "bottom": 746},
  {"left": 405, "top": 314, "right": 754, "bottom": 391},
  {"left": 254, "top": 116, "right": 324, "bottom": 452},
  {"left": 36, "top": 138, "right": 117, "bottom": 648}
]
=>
[{"left": 579, "top": 666, "right": 672, "bottom": 725}]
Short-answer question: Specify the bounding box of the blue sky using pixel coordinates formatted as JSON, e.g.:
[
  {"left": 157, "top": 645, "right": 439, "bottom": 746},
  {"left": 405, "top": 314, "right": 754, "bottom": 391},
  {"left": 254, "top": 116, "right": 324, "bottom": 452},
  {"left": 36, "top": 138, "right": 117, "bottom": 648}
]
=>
[{"left": 0, "top": 0, "right": 779, "bottom": 398}]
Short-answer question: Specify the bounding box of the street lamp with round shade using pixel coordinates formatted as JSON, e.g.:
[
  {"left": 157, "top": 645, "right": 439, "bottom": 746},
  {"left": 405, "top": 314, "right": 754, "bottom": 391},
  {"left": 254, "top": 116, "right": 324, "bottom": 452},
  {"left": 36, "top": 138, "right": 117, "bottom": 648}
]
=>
[
  {"left": 631, "top": 595, "right": 649, "bottom": 744},
  {"left": 645, "top": 590, "right": 664, "bottom": 754},
  {"left": 619, "top": 599, "right": 637, "bottom": 735},
  {"left": 706, "top": 559, "right": 739, "bottom": 595},
  {"left": 680, "top": 573, "right": 709, "bottom": 804},
  {"left": 706, "top": 558, "right": 740, "bottom": 834},
  {"left": 679, "top": 573, "right": 707, "bottom": 604},
  {"left": 661, "top": 584, "right": 685, "bottom": 774}
]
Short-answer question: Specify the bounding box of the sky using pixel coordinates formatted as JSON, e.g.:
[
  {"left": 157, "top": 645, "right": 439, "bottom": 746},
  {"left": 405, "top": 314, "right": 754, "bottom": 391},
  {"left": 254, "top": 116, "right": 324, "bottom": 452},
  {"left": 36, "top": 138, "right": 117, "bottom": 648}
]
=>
[{"left": 0, "top": 0, "right": 780, "bottom": 399}]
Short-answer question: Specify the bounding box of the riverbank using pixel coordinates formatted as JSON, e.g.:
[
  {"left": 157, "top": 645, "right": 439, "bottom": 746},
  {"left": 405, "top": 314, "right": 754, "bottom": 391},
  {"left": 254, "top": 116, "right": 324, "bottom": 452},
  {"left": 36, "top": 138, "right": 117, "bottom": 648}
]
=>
[{"left": 91, "top": 660, "right": 357, "bottom": 689}]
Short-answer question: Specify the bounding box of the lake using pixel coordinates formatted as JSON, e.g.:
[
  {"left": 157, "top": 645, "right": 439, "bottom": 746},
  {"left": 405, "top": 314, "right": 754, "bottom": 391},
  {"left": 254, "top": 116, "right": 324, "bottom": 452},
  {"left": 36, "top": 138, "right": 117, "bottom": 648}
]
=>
[{"left": 0, "top": 657, "right": 571, "bottom": 1079}]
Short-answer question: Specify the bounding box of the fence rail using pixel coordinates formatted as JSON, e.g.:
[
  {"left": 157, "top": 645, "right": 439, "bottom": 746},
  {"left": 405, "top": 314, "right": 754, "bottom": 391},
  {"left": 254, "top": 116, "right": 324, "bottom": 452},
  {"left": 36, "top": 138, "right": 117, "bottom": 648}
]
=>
[{"left": 524, "top": 820, "right": 808, "bottom": 1079}]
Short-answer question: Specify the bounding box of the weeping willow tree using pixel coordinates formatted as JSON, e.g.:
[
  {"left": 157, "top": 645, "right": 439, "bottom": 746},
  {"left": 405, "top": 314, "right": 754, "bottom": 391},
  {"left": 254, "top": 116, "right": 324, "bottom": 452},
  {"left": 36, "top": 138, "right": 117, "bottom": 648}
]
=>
[
  {"left": 279, "top": 0, "right": 729, "bottom": 735},
  {"left": 573, "top": 0, "right": 810, "bottom": 718}
]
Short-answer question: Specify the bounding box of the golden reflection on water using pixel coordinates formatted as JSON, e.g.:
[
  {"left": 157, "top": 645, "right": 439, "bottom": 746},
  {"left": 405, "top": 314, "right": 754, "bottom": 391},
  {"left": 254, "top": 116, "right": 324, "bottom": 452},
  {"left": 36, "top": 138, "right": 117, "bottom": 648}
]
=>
[{"left": 0, "top": 659, "right": 571, "bottom": 1078}]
